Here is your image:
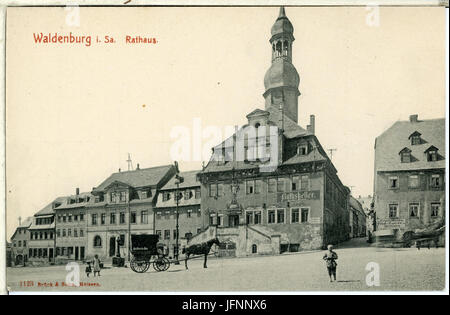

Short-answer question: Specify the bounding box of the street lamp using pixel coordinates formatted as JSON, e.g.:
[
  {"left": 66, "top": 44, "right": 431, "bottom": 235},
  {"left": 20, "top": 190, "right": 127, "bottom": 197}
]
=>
[{"left": 174, "top": 162, "right": 184, "bottom": 265}]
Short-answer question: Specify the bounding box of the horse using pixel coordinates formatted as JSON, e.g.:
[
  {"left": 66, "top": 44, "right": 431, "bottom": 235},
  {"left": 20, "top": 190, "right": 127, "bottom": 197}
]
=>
[{"left": 182, "top": 237, "right": 220, "bottom": 270}]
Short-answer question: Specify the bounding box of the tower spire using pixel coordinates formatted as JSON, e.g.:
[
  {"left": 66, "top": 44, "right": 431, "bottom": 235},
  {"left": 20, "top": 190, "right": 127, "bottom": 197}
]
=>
[
  {"left": 263, "top": 7, "right": 300, "bottom": 123},
  {"left": 279, "top": 6, "right": 286, "bottom": 18}
]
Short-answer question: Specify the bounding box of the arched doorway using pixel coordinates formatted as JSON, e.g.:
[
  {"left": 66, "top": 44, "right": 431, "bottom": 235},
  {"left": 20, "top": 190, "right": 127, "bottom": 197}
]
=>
[
  {"left": 15, "top": 254, "right": 23, "bottom": 266},
  {"left": 252, "top": 244, "right": 257, "bottom": 254}
]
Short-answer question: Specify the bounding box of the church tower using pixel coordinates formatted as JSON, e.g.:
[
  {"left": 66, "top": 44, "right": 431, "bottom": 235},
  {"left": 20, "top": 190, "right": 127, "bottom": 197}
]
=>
[{"left": 263, "top": 7, "right": 300, "bottom": 123}]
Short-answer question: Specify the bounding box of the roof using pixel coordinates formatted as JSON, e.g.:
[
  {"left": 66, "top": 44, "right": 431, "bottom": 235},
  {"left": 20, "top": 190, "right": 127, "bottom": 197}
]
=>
[
  {"left": 282, "top": 148, "right": 327, "bottom": 165},
  {"left": 271, "top": 7, "right": 294, "bottom": 37},
  {"left": 375, "top": 118, "right": 445, "bottom": 172},
  {"left": 93, "top": 165, "right": 175, "bottom": 192},
  {"left": 160, "top": 170, "right": 201, "bottom": 190},
  {"left": 54, "top": 192, "right": 93, "bottom": 210},
  {"left": 19, "top": 217, "right": 33, "bottom": 228},
  {"left": 34, "top": 196, "right": 67, "bottom": 216}
]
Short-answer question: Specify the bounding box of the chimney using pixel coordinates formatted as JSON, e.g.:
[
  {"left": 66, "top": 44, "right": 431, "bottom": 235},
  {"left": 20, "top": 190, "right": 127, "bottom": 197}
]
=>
[
  {"left": 307, "top": 114, "right": 315, "bottom": 134},
  {"left": 409, "top": 114, "right": 418, "bottom": 123},
  {"left": 136, "top": 163, "right": 140, "bottom": 170},
  {"left": 76, "top": 188, "right": 80, "bottom": 195}
]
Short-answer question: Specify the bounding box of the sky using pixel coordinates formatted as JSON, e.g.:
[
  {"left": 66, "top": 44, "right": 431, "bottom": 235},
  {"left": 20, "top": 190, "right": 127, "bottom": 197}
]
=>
[{"left": 5, "top": 6, "right": 446, "bottom": 239}]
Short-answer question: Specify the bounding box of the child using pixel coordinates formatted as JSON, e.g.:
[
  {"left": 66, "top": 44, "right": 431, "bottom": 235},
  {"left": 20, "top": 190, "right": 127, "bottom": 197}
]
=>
[
  {"left": 93, "top": 254, "right": 101, "bottom": 277},
  {"left": 323, "top": 244, "right": 338, "bottom": 282},
  {"left": 85, "top": 261, "right": 92, "bottom": 278}
]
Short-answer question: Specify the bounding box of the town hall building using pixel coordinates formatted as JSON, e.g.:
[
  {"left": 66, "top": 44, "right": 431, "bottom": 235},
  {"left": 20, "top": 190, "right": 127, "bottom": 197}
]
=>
[{"left": 191, "top": 7, "right": 350, "bottom": 257}]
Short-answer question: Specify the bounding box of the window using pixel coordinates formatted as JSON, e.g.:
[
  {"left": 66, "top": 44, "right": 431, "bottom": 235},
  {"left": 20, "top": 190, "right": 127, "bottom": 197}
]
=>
[
  {"left": 409, "top": 203, "right": 419, "bottom": 217},
  {"left": 50, "top": 232, "right": 53, "bottom": 239},
  {"left": 427, "top": 150, "right": 438, "bottom": 161},
  {"left": 255, "top": 180, "right": 262, "bottom": 194},
  {"left": 268, "top": 210, "right": 276, "bottom": 224},
  {"left": 254, "top": 211, "right": 261, "bottom": 224},
  {"left": 217, "top": 183, "right": 224, "bottom": 197},
  {"left": 389, "top": 204, "right": 398, "bottom": 218},
  {"left": 110, "top": 212, "right": 116, "bottom": 224},
  {"left": 173, "top": 230, "right": 178, "bottom": 239},
  {"left": 156, "top": 230, "right": 162, "bottom": 238},
  {"left": 74, "top": 229, "right": 78, "bottom": 237},
  {"left": 163, "top": 192, "right": 171, "bottom": 201},
  {"left": 301, "top": 208, "right": 309, "bottom": 223},
  {"left": 68, "top": 214, "right": 72, "bottom": 222},
  {"left": 430, "top": 174, "right": 441, "bottom": 188},
  {"left": 120, "top": 212, "right": 125, "bottom": 224},
  {"left": 246, "top": 212, "right": 253, "bottom": 224},
  {"left": 209, "top": 184, "right": 217, "bottom": 197},
  {"left": 431, "top": 203, "right": 440, "bottom": 217},
  {"left": 217, "top": 215, "right": 222, "bottom": 226},
  {"left": 246, "top": 180, "right": 254, "bottom": 194},
  {"left": 411, "top": 135, "right": 421, "bottom": 145},
  {"left": 277, "top": 209, "right": 285, "bottom": 223},
  {"left": 291, "top": 176, "right": 298, "bottom": 191},
  {"left": 63, "top": 215, "right": 67, "bottom": 223},
  {"left": 92, "top": 214, "right": 98, "bottom": 225},
  {"left": 18, "top": 241, "right": 22, "bottom": 247},
  {"left": 268, "top": 178, "right": 277, "bottom": 193},
  {"left": 300, "top": 175, "right": 309, "bottom": 191},
  {"left": 195, "top": 188, "right": 201, "bottom": 199},
  {"left": 120, "top": 191, "right": 127, "bottom": 202},
  {"left": 291, "top": 208, "right": 299, "bottom": 223},
  {"left": 80, "top": 214, "right": 84, "bottom": 221},
  {"left": 57, "top": 215, "right": 62, "bottom": 222},
  {"left": 399, "top": 146, "right": 412, "bottom": 163},
  {"left": 184, "top": 190, "right": 192, "bottom": 200},
  {"left": 23, "top": 240, "right": 26, "bottom": 247},
  {"left": 297, "top": 145, "right": 308, "bottom": 155},
  {"left": 408, "top": 175, "right": 420, "bottom": 188},
  {"left": 74, "top": 215, "right": 78, "bottom": 221},
  {"left": 93, "top": 235, "right": 102, "bottom": 247},
  {"left": 252, "top": 244, "right": 257, "bottom": 254},
  {"left": 130, "top": 211, "right": 137, "bottom": 224},
  {"left": 79, "top": 229, "right": 84, "bottom": 237},
  {"left": 277, "top": 178, "right": 285, "bottom": 192},
  {"left": 389, "top": 176, "right": 399, "bottom": 189},
  {"left": 56, "top": 229, "right": 61, "bottom": 237},
  {"left": 62, "top": 229, "right": 66, "bottom": 237},
  {"left": 187, "top": 210, "right": 192, "bottom": 218},
  {"left": 164, "top": 230, "right": 170, "bottom": 240},
  {"left": 67, "top": 229, "right": 72, "bottom": 237},
  {"left": 141, "top": 211, "right": 148, "bottom": 224},
  {"left": 101, "top": 213, "right": 106, "bottom": 225}
]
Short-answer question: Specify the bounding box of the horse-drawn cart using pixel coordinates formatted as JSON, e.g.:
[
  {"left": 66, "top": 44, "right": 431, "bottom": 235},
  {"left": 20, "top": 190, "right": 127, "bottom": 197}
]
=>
[{"left": 130, "top": 234, "right": 170, "bottom": 273}]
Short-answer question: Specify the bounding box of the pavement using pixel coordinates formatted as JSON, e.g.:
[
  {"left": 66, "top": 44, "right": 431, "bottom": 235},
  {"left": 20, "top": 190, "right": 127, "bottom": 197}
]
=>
[{"left": 6, "top": 239, "right": 446, "bottom": 292}]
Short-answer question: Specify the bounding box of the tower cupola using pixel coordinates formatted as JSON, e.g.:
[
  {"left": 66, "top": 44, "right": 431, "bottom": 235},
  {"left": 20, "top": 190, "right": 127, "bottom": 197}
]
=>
[{"left": 263, "top": 7, "right": 300, "bottom": 123}]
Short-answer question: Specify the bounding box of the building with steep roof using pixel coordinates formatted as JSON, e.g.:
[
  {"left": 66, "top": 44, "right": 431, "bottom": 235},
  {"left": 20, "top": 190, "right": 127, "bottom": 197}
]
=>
[
  {"left": 154, "top": 170, "right": 203, "bottom": 257},
  {"left": 54, "top": 189, "right": 92, "bottom": 262},
  {"left": 28, "top": 197, "right": 66, "bottom": 264},
  {"left": 86, "top": 164, "right": 176, "bottom": 260},
  {"left": 195, "top": 7, "right": 350, "bottom": 256},
  {"left": 10, "top": 216, "right": 33, "bottom": 266},
  {"left": 373, "top": 114, "right": 445, "bottom": 243},
  {"left": 349, "top": 196, "right": 367, "bottom": 238}
]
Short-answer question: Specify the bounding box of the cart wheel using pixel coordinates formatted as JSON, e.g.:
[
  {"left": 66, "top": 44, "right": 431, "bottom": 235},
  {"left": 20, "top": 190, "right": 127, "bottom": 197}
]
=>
[
  {"left": 153, "top": 257, "right": 170, "bottom": 272},
  {"left": 130, "top": 258, "right": 150, "bottom": 273}
]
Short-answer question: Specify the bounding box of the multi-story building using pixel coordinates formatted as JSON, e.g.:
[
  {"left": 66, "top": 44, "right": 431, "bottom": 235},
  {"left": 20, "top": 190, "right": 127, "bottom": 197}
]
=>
[
  {"left": 349, "top": 196, "right": 367, "bottom": 238},
  {"left": 193, "top": 7, "right": 350, "bottom": 257},
  {"left": 357, "top": 195, "right": 375, "bottom": 237},
  {"left": 154, "top": 170, "right": 203, "bottom": 258},
  {"left": 54, "top": 189, "right": 91, "bottom": 262},
  {"left": 373, "top": 114, "right": 445, "bottom": 243},
  {"left": 86, "top": 164, "right": 176, "bottom": 260},
  {"left": 10, "top": 217, "right": 32, "bottom": 266},
  {"left": 28, "top": 197, "right": 65, "bottom": 265}
]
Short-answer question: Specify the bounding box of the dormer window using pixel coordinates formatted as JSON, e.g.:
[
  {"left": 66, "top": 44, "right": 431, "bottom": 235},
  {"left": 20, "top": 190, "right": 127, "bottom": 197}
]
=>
[
  {"left": 297, "top": 144, "right": 308, "bottom": 156},
  {"left": 408, "top": 131, "right": 422, "bottom": 145},
  {"left": 399, "top": 147, "right": 412, "bottom": 163},
  {"left": 424, "top": 145, "right": 439, "bottom": 162}
]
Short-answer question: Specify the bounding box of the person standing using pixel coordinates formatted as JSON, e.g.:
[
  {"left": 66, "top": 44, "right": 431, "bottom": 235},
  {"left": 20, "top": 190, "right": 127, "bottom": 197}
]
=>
[
  {"left": 323, "top": 244, "right": 338, "bottom": 282},
  {"left": 93, "top": 254, "right": 101, "bottom": 277}
]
